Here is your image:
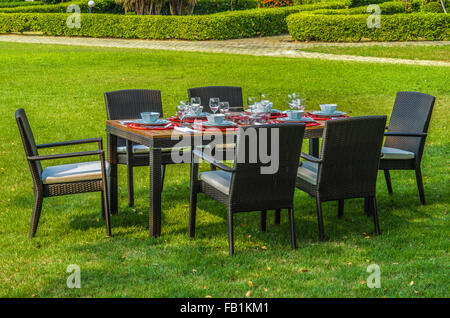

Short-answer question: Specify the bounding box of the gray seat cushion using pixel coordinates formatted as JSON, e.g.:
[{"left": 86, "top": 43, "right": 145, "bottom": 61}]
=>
[
  {"left": 41, "top": 161, "right": 110, "bottom": 184},
  {"left": 381, "top": 147, "right": 415, "bottom": 160},
  {"left": 297, "top": 161, "right": 318, "bottom": 185},
  {"left": 199, "top": 170, "right": 232, "bottom": 195},
  {"left": 117, "top": 144, "right": 189, "bottom": 154}
]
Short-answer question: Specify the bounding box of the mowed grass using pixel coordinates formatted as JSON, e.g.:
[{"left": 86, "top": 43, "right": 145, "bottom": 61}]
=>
[
  {"left": 0, "top": 42, "right": 449, "bottom": 298},
  {"left": 300, "top": 45, "right": 450, "bottom": 62}
]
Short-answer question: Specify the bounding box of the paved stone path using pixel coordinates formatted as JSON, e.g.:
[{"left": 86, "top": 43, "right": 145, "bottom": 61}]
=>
[{"left": 1, "top": 34, "right": 449, "bottom": 67}]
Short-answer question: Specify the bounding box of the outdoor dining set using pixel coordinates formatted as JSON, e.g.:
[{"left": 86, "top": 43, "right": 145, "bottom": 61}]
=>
[{"left": 15, "top": 87, "right": 435, "bottom": 255}]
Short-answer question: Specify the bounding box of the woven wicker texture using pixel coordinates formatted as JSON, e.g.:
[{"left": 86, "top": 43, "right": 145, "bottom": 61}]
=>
[
  {"left": 317, "top": 116, "right": 387, "bottom": 201},
  {"left": 188, "top": 86, "right": 244, "bottom": 113},
  {"left": 384, "top": 91, "right": 435, "bottom": 157},
  {"left": 104, "top": 89, "right": 163, "bottom": 148}
]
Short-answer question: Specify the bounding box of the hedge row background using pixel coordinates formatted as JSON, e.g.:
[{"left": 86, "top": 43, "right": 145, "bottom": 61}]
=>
[{"left": 287, "top": 12, "right": 449, "bottom": 41}]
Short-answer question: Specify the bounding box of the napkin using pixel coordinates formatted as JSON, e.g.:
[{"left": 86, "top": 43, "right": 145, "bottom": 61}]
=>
[{"left": 174, "top": 126, "right": 196, "bottom": 133}]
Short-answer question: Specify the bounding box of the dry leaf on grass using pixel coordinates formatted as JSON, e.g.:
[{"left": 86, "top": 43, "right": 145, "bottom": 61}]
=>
[{"left": 245, "top": 290, "right": 253, "bottom": 297}]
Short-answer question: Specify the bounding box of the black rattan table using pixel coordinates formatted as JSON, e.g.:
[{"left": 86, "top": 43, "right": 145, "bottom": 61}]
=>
[{"left": 106, "top": 120, "right": 324, "bottom": 237}]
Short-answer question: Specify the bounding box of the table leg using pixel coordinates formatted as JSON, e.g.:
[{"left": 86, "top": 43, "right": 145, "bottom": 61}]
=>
[
  {"left": 107, "top": 133, "right": 118, "bottom": 215},
  {"left": 149, "top": 147, "right": 162, "bottom": 237},
  {"left": 309, "top": 138, "right": 320, "bottom": 157}
]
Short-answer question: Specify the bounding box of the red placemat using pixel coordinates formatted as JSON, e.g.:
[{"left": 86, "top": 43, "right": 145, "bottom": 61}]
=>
[
  {"left": 193, "top": 125, "right": 238, "bottom": 132},
  {"left": 305, "top": 113, "right": 350, "bottom": 121},
  {"left": 169, "top": 116, "right": 207, "bottom": 123},
  {"left": 127, "top": 123, "right": 178, "bottom": 130},
  {"left": 272, "top": 120, "right": 321, "bottom": 127}
]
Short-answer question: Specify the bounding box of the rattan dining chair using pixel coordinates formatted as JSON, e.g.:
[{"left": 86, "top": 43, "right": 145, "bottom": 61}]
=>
[
  {"left": 187, "top": 86, "right": 244, "bottom": 112},
  {"left": 379, "top": 91, "right": 435, "bottom": 204},
  {"left": 189, "top": 124, "right": 306, "bottom": 255},
  {"left": 104, "top": 89, "right": 170, "bottom": 207},
  {"left": 296, "top": 116, "right": 387, "bottom": 241},
  {"left": 15, "top": 108, "right": 111, "bottom": 238}
]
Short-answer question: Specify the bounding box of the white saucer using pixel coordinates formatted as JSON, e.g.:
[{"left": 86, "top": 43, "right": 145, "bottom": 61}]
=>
[
  {"left": 133, "top": 119, "right": 169, "bottom": 125},
  {"left": 310, "top": 110, "right": 346, "bottom": 116}
]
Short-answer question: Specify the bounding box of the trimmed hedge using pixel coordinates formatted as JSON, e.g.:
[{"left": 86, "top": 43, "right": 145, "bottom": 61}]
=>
[
  {"left": 287, "top": 12, "right": 450, "bottom": 41},
  {"left": 0, "top": 1, "right": 43, "bottom": 8},
  {"left": 0, "top": 2, "right": 350, "bottom": 40},
  {"left": 311, "top": 1, "right": 407, "bottom": 14},
  {"left": 0, "top": 0, "right": 123, "bottom": 13}
]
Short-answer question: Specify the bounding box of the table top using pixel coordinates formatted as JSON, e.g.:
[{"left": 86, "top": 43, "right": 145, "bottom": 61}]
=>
[{"left": 106, "top": 119, "right": 325, "bottom": 140}]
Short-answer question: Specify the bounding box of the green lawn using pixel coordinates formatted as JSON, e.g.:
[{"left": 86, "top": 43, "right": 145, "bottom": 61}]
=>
[
  {"left": 0, "top": 42, "right": 449, "bottom": 298},
  {"left": 300, "top": 45, "right": 450, "bottom": 62}
]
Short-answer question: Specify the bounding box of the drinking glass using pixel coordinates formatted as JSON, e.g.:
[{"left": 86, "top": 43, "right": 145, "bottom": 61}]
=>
[
  {"left": 247, "top": 97, "right": 256, "bottom": 112},
  {"left": 219, "top": 101, "right": 230, "bottom": 114},
  {"left": 260, "top": 93, "right": 271, "bottom": 104},
  {"left": 191, "top": 97, "right": 201, "bottom": 108},
  {"left": 288, "top": 93, "right": 303, "bottom": 111},
  {"left": 209, "top": 97, "right": 220, "bottom": 114}
]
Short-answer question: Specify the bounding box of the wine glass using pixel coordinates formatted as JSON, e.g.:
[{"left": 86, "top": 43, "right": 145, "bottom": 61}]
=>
[
  {"left": 247, "top": 97, "right": 256, "bottom": 113},
  {"left": 209, "top": 97, "right": 220, "bottom": 114},
  {"left": 288, "top": 93, "right": 303, "bottom": 111},
  {"left": 260, "top": 93, "right": 271, "bottom": 104},
  {"left": 219, "top": 101, "right": 229, "bottom": 114},
  {"left": 191, "top": 97, "right": 201, "bottom": 108}
]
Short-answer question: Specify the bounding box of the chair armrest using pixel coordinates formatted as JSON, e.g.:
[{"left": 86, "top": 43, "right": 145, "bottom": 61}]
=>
[
  {"left": 300, "top": 152, "right": 322, "bottom": 164},
  {"left": 384, "top": 132, "right": 427, "bottom": 137},
  {"left": 192, "top": 150, "right": 235, "bottom": 172},
  {"left": 37, "top": 138, "right": 103, "bottom": 149},
  {"left": 28, "top": 150, "right": 104, "bottom": 161}
]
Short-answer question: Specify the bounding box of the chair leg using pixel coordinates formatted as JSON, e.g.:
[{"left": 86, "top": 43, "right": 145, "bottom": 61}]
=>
[
  {"left": 415, "top": 166, "right": 426, "bottom": 205},
  {"left": 260, "top": 210, "right": 267, "bottom": 232},
  {"left": 227, "top": 210, "right": 234, "bottom": 256},
  {"left": 338, "top": 199, "right": 344, "bottom": 219},
  {"left": 29, "top": 194, "right": 43, "bottom": 239},
  {"left": 364, "top": 197, "right": 372, "bottom": 216},
  {"left": 127, "top": 164, "right": 134, "bottom": 207},
  {"left": 101, "top": 192, "right": 105, "bottom": 219},
  {"left": 189, "top": 189, "right": 197, "bottom": 238},
  {"left": 102, "top": 190, "right": 112, "bottom": 237},
  {"left": 161, "top": 164, "right": 166, "bottom": 192},
  {"left": 288, "top": 208, "right": 297, "bottom": 249},
  {"left": 383, "top": 169, "right": 393, "bottom": 195},
  {"left": 274, "top": 209, "right": 281, "bottom": 225},
  {"left": 372, "top": 196, "right": 381, "bottom": 235},
  {"left": 315, "top": 196, "right": 325, "bottom": 241}
]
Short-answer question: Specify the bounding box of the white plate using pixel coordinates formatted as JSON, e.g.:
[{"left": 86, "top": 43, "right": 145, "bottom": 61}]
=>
[
  {"left": 279, "top": 117, "right": 314, "bottom": 122},
  {"left": 310, "top": 110, "right": 346, "bottom": 117},
  {"left": 185, "top": 112, "right": 208, "bottom": 118},
  {"left": 200, "top": 121, "right": 237, "bottom": 127},
  {"left": 133, "top": 119, "right": 170, "bottom": 125}
]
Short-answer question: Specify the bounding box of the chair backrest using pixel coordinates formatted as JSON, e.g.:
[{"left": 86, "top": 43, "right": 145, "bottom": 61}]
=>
[
  {"left": 15, "top": 108, "right": 43, "bottom": 183},
  {"left": 229, "top": 124, "right": 305, "bottom": 211},
  {"left": 188, "top": 86, "right": 244, "bottom": 113},
  {"left": 317, "top": 116, "right": 387, "bottom": 201},
  {"left": 104, "top": 89, "right": 163, "bottom": 147},
  {"left": 384, "top": 91, "right": 435, "bottom": 158},
  {"left": 104, "top": 89, "right": 163, "bottom": 120}
]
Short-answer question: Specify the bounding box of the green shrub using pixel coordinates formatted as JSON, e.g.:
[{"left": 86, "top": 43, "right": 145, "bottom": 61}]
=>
[
  {"left": 311, "top": 1, "right": 406, "bottom": 14},
  {"left": 193, "top": 0, "right": 258, "bottom": 14},
  {"left": 0, "top": 1, "right": 43, "bottom": 8},
  {"left": 348, "top": 0, "right": 388, "bottom": 7},
  {"left": 0, "top": 0, "right": 123, "bottom": 13},
  {"left": 0, "top": 2, "right": 350, "bottom": 39},
  {"left": 287, "top": 12, "right": 449, "bottom": 41},
  {"left": 421, "top": 1, "right": 445, "bottom": 12}
]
